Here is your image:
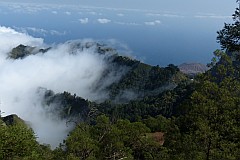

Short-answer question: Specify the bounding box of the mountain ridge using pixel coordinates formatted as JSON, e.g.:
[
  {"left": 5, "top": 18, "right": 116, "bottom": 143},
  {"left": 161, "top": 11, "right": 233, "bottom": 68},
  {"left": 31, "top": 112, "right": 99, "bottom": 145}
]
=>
[{"left": 5, "top": 42, "right": 190, "bottom": 123}]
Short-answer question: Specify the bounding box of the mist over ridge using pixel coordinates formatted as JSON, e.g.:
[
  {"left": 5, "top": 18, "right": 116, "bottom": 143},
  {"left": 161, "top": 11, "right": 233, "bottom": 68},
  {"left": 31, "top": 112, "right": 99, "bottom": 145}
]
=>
[{"left": 0, "top": 26, "right": 127, "bottom": 148}]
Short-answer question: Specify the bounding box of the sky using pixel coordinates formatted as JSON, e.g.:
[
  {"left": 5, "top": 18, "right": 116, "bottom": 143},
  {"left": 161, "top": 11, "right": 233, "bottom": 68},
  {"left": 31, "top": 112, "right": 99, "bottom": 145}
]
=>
[{"left": 0, "top": 0, "right": 237, "bottom": 65}]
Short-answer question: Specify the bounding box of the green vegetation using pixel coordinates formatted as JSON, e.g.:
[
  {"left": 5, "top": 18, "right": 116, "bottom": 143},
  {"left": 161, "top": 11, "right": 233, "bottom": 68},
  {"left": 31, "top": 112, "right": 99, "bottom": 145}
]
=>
[
  {"left": 108, "top": 56, "right": 186, "bottom": 101},
  {"left": 57, "top": 115, "right": 168, "bottom": 160},
  {"left": 0, "top": 115, "right": 55, "bottom": 160},
  {"left": 1, "top": 2, "right": 240, "bottom": 160}
]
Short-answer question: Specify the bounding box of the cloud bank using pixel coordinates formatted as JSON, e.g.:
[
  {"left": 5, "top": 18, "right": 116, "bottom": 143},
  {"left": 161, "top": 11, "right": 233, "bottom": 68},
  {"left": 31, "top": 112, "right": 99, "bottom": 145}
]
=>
[
  {"left": 13, "top": 26, "right": 66, "bottom": 36},
  {"left": 0, "top": 26, "right": 124, "bottom": 148},
  {"left": 194, "top": 14, "right": 231, "bottom": 19},
  {"left": 0, "top": 26, "right": 43, "bottom": 55}
]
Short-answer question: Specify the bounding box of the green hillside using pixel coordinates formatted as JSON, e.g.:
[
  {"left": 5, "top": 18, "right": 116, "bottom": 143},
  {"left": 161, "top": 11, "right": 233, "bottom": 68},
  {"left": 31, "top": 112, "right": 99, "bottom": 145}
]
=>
[{"left": 1, "top": 2, "right": 240, "bottom": 160}]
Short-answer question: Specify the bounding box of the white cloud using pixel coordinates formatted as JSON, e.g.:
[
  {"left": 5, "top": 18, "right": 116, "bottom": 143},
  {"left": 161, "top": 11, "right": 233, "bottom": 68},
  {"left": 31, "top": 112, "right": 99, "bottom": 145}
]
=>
[
  {"left": 105, "top": 39, "right": 134, "bottom": 58},
  {"left": 24, "top": 27, "right": 48, "bottom": 35},
  {"left": 154, "top": 20, "right": 161, "bottom": 24},
  {"left": 65, "top": 11, "right": 71, "bottom": 15},
  {"left": 117, "top": 13, "right": 124, "bottom": 17},
  {"left": 86, "top": 11, "right": 103, "bottom": 16},
  {"left": 145, "top": 22, "right": 155, "bottom": 26},
  {"left": 144, "top": 20, "right": 161, "bottom": 26},
  {"left": 0, "top": 2, "right": 52, "bottom": 14},
  {"left": 88, "top": 11, "right": 97, "bottom": 15},
  {"left": 147, "top": 13, "right": 184, "bottom": 18},
  {"left": 49, "top": 30, "right": 66, "bottom": 36},
  {"left": 194, "top": 14, "right": 231, "bottom": 19},
  {"left": 0, "top": 26, "right": 126, "bottom": 149},
  {"left": 115, "top": 21, "right": 140, "bottom": 26},
  {"left": 163, "top": 14, "right": 184, "bottom": 18},
  {"left": 147, "top": 13, "right": 161, "bottom": 16},
  {"left": 13, "top": 27, "right": 66, "bottom": 36},
  {"left": 98, "top": 18, "right": 111, "bottom": 24},
  {"left": 1, "top": 2, "right": 144, "bottom": 15},
  {"left": 0, "top": 26, "right": 43, "bottom": 54},
  {"left": 52, "top": 11, "right": 58, "bottom": 14},
  {"left": 79, "top": 18, "right": 89, "bottom": 24}
]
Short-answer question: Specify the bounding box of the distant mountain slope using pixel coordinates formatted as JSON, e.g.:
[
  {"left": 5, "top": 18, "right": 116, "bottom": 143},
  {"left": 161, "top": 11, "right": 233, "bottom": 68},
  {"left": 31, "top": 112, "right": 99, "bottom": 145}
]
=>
[
  {"left": 178, "top": 63, "right": 208, "bottom": 76},
  {"left": 108, "top": 57, "right": 187, "bottom": 102},
  {"left": 9, "top": 42, "right": 188, "bottom": 102},
  {"left": 7, "top": 42, "right": 190, "bottom": 122}
]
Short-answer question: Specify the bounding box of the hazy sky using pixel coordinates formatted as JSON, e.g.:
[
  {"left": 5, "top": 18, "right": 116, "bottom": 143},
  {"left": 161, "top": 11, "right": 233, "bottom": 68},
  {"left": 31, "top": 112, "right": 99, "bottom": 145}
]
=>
[
  {"left": 2, "top": 0, "right": 235, "bottom": 12},
  {"left": 0, "top": 0, "right": 238, "bottom": 65}
]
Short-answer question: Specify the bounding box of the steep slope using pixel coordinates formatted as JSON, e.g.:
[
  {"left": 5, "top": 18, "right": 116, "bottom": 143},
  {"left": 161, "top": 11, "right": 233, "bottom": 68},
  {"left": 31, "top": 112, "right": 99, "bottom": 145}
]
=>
[
  {"left": 1, "top": 114, "right": 28, "bottom": 126},
  {"left": 108, "top": 57, "right": 187, "bottom": 102}
]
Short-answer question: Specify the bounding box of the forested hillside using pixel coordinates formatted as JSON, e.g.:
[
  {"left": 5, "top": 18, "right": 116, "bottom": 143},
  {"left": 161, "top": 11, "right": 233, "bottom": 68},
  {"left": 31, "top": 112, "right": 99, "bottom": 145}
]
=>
[{"left": 1, "top": 2, "right": 240, "bottom": 160}]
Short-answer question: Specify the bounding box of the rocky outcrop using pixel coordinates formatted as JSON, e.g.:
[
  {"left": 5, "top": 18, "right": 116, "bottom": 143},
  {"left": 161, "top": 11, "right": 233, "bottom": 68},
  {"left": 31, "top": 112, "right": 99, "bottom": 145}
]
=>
[
  {"left": 1, "top": 114, "right": 27, "bottom": 126},
  {"left": 8, "top": 44, "right": 50, "bottom": 59},
  {"left": 178, "top": 63, "right": 208, "bottom": 76}
]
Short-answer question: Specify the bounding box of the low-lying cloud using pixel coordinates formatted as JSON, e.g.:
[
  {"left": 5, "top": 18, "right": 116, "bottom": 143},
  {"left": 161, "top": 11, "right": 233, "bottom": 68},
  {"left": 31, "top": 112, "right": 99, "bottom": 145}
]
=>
[
  {"left": 98, "top": 18, "right": 111, "bottom": 24},
  {"left": 64, "top": 11, "right": 71, "bottom": 15},
  {"left": 52, "top": 11, "right": 58, "bottom": 14},
  {"left": 79, "top": 18, "right": 89, "bottom": 24},
  {"left": 0, "top": 26, "right": 125, "bottom": 148},
  {"left": 13, "top": 26, "right": 66, "bottom": 37},
  {"left": 146, "top": 13, "right": 185, "bottom": 18},
  {"left": 144, "top": 20, "right": 161, "bottom": 26},
  {"left": 194, "top": 14, "right": 231, "bottom": 19},
  {"left": 0, "top": 26, "right": 43, "bottom": 55},
  {"left": 117, "top": 13, "right": 124, "bottom": 17}
]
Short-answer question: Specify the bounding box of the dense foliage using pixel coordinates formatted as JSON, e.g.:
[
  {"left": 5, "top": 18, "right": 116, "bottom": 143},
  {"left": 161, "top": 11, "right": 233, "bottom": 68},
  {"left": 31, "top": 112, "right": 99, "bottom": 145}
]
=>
[
  {"left": 1, "top": 2, "right": 240, "bottom": 160},
  {"left": 0, "top": 115, "right": 55, "bottom": 159},
  {"left": 108, "top": 56, "right": 185, "bottom": 101}
]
